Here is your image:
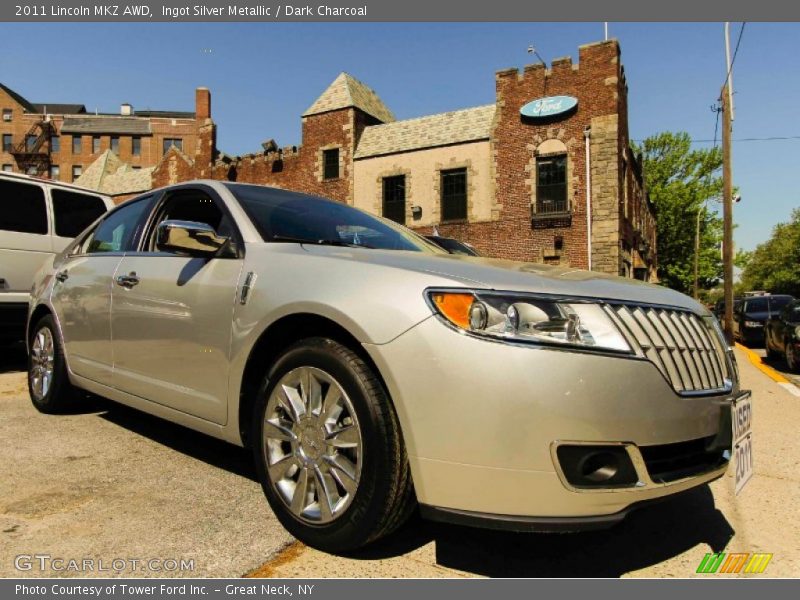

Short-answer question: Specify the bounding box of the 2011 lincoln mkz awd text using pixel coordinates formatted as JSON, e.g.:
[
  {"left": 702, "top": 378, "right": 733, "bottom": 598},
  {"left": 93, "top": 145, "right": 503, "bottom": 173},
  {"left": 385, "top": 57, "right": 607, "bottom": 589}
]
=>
[{"left": 27, "top": 180, "right": 747, "bottom": 552}]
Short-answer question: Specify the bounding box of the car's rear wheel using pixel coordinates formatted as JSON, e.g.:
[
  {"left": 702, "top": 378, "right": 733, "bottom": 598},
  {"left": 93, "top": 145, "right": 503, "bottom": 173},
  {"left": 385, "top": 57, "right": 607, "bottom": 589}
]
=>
[
  {"left": 252, "top": 337, "right": 415, "bottom": 553},
  {"left": 28, "top": 314, "right": 76, "bottom": 414},
  {"left": 786, "top": 340, "right": 799, "bottom": 373}
]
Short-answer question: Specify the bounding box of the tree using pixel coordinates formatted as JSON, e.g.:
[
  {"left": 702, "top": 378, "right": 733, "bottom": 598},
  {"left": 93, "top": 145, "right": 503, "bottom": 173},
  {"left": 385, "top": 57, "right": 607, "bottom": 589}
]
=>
[
  {"left": 633, "top": 132, "right": 724, "bottom": 295},
  {"left": 740, "top": 209, "right": 800, "bottom": 296}
]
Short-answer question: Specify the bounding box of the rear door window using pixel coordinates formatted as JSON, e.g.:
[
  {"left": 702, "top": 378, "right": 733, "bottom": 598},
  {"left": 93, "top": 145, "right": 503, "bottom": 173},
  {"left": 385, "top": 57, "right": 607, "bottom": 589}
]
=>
[
  {"left": 0, "top": 179, "right": 48, "bottom": 234},
  {"left": 51, "top": 189, "right": 108, "bottom": 238},
  {"left": 769, "top": 296, "right": 793, "bottom": 314}
]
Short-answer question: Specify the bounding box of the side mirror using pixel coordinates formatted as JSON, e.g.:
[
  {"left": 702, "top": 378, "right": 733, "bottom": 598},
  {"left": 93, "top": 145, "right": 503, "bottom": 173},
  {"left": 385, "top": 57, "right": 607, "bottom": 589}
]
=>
[{"left": 156, "top": 220, "right": 230, "bottom": 257}]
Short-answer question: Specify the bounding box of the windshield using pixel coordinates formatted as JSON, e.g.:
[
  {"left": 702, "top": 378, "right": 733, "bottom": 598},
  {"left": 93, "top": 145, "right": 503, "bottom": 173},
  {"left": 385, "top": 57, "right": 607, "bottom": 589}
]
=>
[
  {"left": 744, "top": 298, "right": 768, "bottom": 313},
  {"left": 429, "top": 237, "right": 481, "bottom": 256},
  {"left": 227, "top": 183, "right": 445, "bottom": 253}
]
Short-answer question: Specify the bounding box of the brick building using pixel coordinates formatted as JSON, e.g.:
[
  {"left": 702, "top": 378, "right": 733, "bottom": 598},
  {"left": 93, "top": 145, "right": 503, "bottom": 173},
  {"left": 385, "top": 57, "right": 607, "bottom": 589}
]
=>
[
  {"left": 18, "top": 38, "right": 650, "bottom": 278},
  {"left": 0, "top": 82, "right": 203, "bottom": 194}
]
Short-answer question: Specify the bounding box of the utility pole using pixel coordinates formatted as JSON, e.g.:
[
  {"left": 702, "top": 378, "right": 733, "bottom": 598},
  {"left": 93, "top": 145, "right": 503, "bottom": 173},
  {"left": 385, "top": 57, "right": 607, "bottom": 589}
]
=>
[
  {"left": 693, "top": 205, "right": 702, "bottom": 299},
  {"left": 721, "top": 23, "right": 735, "bottom": 342}
]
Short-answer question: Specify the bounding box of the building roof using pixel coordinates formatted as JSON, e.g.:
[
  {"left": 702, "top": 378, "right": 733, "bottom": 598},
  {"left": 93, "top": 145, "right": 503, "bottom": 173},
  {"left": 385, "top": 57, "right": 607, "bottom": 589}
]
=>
[
  {"left": 134, "top": 110, "right": 196, "bottom": 119},
  {"left": 60, "top": 116, "right": 152, "bottom": 135},
  {"left": 354, "top": 104, "right": 496, "bottom": 159},
  {"left": 303, "top": 73, "right": 395, "bottom": 123},
  {"left": 31, "top": 103, "right": 87, "bottom": 115},
  {"left": 0, "top": 82, "right": 36, "bottom": 112},
  {"left": 75, "top": 150, "right": 154, "bottom": 196}
]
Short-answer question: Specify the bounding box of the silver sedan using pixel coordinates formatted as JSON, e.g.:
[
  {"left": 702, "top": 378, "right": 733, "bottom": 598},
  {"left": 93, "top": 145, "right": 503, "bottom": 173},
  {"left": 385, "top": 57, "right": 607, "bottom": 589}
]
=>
[{"left": 27, "top": 180, "right": 745, "bottom": 552}]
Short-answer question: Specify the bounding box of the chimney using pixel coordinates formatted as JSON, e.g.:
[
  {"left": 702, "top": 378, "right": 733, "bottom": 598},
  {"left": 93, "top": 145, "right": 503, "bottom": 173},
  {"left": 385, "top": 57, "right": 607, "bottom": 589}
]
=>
[
  {"left": 120, "top": 103, "right": 132, "bottom": 116},
  {"left": 195, "top": 87, "right": 211, "bottom": 120}
]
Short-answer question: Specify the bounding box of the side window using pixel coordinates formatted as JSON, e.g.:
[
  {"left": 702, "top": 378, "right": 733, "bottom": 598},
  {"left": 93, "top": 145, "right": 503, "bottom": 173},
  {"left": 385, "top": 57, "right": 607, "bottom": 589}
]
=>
[
  {"left": 146, "top": 189, "right": 233, "bottom": 252},
  {"left": 0, "top": 179, "right": 48, "bottom": 234},
  {"left": 51, "top": 189, "right": 108, "bottom": 238},
  {"left": 81, "top": 196, "right": 154, "bottom": 254}
]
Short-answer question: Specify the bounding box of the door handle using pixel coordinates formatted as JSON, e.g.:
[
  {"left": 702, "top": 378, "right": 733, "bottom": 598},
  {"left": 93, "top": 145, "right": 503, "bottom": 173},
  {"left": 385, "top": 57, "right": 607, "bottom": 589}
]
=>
[
  {"left": 55, "top": 270, "right": 69, "bottom": 282},
  {"left": 115, "top": 272, "right": 140, "bottom": 289}
]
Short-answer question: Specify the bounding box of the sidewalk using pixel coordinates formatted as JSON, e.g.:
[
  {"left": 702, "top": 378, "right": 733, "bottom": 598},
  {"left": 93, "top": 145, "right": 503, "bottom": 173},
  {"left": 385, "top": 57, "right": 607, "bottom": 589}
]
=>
[{"left": 1, "top": 347, "right": 798, "bottom": 578}]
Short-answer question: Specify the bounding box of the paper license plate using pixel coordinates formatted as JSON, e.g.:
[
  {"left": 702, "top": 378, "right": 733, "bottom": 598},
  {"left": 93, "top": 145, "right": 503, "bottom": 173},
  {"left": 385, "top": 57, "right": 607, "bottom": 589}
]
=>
[{"left": 732, "top": 393, "right": 753, "bottom": 495}]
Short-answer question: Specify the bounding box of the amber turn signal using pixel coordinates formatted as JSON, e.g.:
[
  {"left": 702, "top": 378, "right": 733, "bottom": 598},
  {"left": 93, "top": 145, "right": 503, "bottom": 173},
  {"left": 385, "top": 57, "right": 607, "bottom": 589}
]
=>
[{"left": 430, "top": 292, "right": 475, "bottom": 329}]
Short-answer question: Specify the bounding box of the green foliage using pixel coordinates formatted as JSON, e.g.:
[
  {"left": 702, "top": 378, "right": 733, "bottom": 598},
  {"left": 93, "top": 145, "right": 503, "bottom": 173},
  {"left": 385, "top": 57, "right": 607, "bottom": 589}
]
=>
[
  {"left": 741, "top": 209, "right": 800, "bottom": 296},
  {"left": 734, "top": 248, "right": 753, "bottom": 270},
  {"left": 633, "top": 132, "right": 724, "bottom": 294}
]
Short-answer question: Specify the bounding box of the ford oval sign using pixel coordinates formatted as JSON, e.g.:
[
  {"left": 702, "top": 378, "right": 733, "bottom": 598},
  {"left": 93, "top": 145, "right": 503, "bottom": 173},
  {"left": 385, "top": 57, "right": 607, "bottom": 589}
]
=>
[{"left": 520, "top": 96, "right": 578, "bottom": 119}]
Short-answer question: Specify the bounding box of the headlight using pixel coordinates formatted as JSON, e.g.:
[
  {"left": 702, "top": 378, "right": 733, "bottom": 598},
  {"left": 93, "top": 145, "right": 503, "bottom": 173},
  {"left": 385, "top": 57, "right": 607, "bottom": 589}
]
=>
[
  {"left": 744, "top": 320, "right": 763, "bottom": 328},
  {"left": 794, "top": 325, "right": 800, "bottom": 339},
  {"left": 426, "top": 290, "right": 632, "bottom": 353}
]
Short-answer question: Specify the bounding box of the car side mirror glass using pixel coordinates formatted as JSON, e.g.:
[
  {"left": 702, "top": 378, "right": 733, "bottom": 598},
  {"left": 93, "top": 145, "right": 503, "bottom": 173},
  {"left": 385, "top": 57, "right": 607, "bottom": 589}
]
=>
[{"left": 156, "top": 220, "right": 230, "bottom": 257}]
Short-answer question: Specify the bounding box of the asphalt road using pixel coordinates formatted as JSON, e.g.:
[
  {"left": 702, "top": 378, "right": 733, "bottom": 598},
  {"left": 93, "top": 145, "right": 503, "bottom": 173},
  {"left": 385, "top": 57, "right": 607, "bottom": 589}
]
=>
[{"left": 1, "top": 343, "right": 798, "bottom": 578}]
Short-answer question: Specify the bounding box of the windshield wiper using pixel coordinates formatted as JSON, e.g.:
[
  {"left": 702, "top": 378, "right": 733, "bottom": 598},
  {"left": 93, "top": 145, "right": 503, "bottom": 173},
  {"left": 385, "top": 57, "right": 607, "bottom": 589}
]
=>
[{"left": 270, "top": 234, "right": 374, "bottom": 249}]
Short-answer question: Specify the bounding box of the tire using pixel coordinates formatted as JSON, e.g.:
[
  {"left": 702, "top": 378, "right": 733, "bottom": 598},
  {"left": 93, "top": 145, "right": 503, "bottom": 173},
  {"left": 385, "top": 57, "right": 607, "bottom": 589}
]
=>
[
  {"left": 766, "top": 333, "right": 779, "bottom": 360},
  {"left": 252, "top": 337, "right": 415, "bottom": 553},
  {"left": 27, "top": 314, "right": 77, "bottom": 414},
  {"left": 786, "top": 339, "right": 800, "bottom": 373}
]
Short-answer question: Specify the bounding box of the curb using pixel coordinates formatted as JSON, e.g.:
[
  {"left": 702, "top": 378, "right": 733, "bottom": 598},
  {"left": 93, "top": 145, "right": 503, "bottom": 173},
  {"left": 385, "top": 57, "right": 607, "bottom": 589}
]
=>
[{"left": 735, "top": 343, "right": 790, "bottom": 384}]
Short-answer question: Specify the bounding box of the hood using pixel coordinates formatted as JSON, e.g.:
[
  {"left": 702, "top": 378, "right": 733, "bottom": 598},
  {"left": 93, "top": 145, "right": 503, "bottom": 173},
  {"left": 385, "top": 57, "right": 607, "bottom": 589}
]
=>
[{"left": 299, "top": 246, "right": 708, "bottom": 315}]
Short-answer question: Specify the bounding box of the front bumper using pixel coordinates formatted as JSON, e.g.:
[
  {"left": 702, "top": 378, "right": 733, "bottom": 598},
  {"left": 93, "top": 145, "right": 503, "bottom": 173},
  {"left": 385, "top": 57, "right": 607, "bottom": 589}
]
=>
[{"left": 365, "top": 315, "right": 740, "bottom": 524}]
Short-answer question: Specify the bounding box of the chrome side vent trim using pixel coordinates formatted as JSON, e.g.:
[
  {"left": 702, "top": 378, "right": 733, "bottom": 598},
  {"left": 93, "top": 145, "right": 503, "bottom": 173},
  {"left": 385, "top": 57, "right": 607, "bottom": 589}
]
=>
[{"left": 240, "top": 271, "right": 256, "bottom": 305}]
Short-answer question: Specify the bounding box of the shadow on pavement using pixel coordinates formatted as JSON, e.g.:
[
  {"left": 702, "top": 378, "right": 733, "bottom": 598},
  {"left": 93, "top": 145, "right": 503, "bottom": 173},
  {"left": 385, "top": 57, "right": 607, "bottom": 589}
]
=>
[
  {"left": 0, "top": 342, "right": 27, "bottom": 373},
  {"left": 350, "top": 485, "right": 734, "bottom": 577},
  {"left": 77, "top": 389, "right": 732, "bottom": 577},
  {"left": 761, "top": 353, "right": 793, "bottom": 374},
  {"left": 99, "top": 402, "right": 257, "bottom": 482}
]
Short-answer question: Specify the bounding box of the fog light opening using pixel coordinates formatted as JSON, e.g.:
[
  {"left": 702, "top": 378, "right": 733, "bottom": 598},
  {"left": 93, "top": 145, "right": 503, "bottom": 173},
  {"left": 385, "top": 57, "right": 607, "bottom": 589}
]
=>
[{"left": 578, "top": 452, "right": 620, "bottom": 483}]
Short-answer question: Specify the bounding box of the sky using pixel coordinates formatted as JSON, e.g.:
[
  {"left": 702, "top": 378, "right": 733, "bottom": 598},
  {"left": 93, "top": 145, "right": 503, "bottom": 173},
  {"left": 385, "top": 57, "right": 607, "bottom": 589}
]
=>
[{"left": 1, "top": 22, "right": 798, "bottom": 252}]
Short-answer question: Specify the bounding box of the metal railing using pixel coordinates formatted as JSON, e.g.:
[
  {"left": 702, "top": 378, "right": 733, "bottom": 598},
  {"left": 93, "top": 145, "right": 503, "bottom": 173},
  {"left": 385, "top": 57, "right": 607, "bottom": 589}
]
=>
[{"left": 532, "top": 197, "right": 571, "bottom": 217}]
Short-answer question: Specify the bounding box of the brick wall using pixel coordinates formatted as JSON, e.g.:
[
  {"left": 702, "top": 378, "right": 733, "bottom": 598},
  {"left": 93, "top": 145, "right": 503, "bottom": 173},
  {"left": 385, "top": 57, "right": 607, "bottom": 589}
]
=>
[
  {"left": 416, "top": 40, "right": 624, "bottom": 271},
  {"left": 0, "top": 85, "right": 201, "bottom": 183},
  {"left": 145, "top": 40, "right": 658, "bottom": 278}
]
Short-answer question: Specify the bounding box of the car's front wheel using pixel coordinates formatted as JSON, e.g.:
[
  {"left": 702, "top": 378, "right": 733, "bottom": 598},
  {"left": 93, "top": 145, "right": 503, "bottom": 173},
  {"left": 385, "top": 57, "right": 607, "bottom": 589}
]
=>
[
  {"left": 28, "top": 314, "right": 77, "bottom": 414},
  {"left": 766, "top": 332, "right": 779, "bottom": 360},
  {"left": 252, "top": 337, "right": 415, "bottom": 553}
]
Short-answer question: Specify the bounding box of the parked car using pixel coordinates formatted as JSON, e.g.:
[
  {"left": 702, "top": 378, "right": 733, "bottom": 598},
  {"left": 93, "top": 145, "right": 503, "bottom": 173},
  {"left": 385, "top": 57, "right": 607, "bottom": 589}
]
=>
[
  {"left": 425, "top": 235, "right": 481, "bottom": 256},
  {"left": 0, "top": 172, "right": 113, "bottom": 344},
  {"left": 765, "top": 299, "right": 800, "bottom": 371},
  {"left": 713, "top": 296, "right": 743, "bottom": 322},
  {"left": 28, "top": 181, "right": 745, "bottom": 552},
  {"left": 733, "top": 294, "right": 795, "bottom": 347}
]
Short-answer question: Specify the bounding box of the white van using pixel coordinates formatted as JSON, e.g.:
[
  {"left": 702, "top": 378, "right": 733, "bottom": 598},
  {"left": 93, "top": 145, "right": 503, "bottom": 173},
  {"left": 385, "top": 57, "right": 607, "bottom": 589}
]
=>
[{"left": 0, "top": 172, "right": 113, "bottom": 344}]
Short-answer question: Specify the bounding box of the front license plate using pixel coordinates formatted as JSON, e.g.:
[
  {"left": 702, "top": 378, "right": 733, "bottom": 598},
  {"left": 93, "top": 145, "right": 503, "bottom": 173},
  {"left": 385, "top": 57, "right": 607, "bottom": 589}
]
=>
[{"left": 732, "top": 393, "right": 753, "bottom": 495}]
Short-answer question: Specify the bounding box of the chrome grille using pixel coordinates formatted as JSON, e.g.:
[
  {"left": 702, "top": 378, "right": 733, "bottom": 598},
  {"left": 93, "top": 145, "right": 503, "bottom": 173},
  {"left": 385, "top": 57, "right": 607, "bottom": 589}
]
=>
[{"left": 606, "top": 304, "right": 730, "bottom": 394}]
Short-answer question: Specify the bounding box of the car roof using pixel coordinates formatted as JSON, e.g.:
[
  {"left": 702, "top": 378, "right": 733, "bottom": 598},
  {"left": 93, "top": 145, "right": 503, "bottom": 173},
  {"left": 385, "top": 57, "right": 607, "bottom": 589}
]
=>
[{"left": 0, "top": 171, "right": 112, "bottom": 200}]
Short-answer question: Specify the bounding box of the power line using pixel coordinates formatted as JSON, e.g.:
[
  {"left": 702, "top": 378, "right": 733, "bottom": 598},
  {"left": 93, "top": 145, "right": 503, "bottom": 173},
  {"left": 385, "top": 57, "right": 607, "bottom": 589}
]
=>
[
  {"left": 721, "top": 22, "right": 746, "bottom": 94},
  {"left": 632, "top": 135, "right": 800, "bottom": 144}
]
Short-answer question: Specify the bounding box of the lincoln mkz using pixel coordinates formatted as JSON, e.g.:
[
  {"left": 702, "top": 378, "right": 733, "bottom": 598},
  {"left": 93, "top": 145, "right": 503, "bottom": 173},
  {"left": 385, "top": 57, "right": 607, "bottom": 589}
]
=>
[{"left": 28, "top": 180, "right": 746, "bottom": 551}]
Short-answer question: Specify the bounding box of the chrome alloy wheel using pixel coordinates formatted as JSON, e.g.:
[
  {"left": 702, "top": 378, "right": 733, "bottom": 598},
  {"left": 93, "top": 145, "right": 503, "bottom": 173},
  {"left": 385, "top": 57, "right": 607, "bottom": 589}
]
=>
[
  {"left": 263, "top": 366, "right": 363, "bottom": 524},
  {"left": 30, "top": 327, "right": 55, "bottom": 400}
]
